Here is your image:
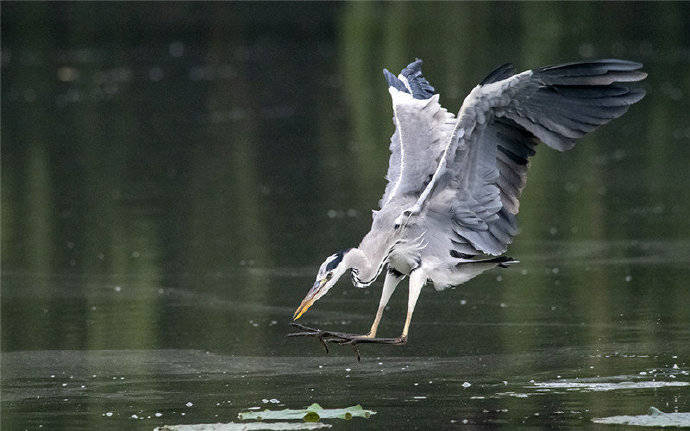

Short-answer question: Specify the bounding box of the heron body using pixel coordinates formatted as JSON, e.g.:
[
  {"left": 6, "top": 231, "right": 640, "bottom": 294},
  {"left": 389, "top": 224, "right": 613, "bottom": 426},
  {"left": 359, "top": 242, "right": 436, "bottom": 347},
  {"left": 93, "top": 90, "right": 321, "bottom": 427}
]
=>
[{"left": 294, "top": 58, "right": 646, "bottom": 344}]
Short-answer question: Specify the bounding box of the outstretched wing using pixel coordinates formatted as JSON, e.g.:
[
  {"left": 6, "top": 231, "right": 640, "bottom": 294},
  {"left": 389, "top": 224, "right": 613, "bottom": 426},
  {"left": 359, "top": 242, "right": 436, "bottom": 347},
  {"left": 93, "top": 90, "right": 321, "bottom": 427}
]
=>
[
  {"left": 378, "top": 59, "right": 456, "bottom": 209},
  {"left": 410, "top": 59, "right": 647, "bottom": 256}
]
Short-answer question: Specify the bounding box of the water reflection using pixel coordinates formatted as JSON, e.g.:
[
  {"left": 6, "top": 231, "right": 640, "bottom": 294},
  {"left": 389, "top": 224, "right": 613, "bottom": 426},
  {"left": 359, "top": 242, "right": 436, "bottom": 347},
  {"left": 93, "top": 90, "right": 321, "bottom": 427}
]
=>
[{"left": 2, "top": 2, "right": 690, "bottom": 430}]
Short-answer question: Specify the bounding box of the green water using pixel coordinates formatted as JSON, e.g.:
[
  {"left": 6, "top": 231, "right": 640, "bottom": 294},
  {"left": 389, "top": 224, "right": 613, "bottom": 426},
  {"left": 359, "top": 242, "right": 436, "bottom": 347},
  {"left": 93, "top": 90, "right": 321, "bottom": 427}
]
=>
[{"left": 2, "top": 3, "right": 689, "bottom": 430}]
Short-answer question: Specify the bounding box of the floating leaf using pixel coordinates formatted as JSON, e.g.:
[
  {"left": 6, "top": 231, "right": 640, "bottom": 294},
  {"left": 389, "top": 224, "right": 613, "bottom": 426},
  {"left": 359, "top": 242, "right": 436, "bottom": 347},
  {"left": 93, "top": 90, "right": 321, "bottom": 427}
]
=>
[
  {"left": 238, "top": 403, "right": 375, "bottom": 422},
  {"left": 155, "top": 421, "right": 331, "bottom": 430},
  {"left": 592, "top": 407, "right": 690, "bottom": 427},
  {"left": 303, "top": 411, "right": 319, "bottom": 422}
]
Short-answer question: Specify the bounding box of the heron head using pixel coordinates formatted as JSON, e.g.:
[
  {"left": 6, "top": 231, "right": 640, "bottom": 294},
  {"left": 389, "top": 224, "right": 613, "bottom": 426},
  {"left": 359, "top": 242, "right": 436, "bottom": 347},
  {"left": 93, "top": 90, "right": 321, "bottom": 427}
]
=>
[{"left": 293, "top": 249, "right": 352, "bottom": 320}]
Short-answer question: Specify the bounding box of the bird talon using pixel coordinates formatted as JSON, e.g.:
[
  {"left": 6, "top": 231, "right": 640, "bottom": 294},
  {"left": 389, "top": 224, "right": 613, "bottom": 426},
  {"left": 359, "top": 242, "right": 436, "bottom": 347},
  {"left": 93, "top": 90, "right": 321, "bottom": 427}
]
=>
[
  {"left": 288, "top": 323, "right": 410, "bottom": 359},
  {"left": 318, "top": 334, "right": 329, "bottom": 354},
  {"left": 351, "top": 343, "right": 361, "bottom": 362}
]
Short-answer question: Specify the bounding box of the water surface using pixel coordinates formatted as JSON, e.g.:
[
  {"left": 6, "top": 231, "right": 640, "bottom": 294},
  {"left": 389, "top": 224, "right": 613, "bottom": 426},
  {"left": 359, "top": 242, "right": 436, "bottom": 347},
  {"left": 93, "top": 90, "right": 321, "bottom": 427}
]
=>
[{"left": 2, "top": 2, "right": 690, "bottom": 429}]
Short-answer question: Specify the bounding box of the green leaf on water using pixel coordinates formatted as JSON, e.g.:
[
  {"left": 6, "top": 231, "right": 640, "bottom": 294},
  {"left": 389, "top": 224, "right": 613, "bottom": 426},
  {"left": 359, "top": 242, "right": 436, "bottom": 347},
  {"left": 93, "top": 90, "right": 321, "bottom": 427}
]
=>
[
  {"left": 592, "top": 406, "right": 690, "bottom": 427},
  {"left": 156, "top": 422, "right": 332, "bottom": 430},
  {"left": 238, "top": 403, "right": 375, "bottom": 422},
  {"left": 303, "top": 411, "right": 319, "bottom": 422}
]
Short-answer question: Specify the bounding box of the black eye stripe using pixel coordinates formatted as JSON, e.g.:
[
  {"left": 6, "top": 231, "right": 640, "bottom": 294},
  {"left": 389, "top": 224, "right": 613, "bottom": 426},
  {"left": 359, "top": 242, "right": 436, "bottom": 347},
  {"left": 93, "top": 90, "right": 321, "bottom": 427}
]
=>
[{"left": 325, "top": 250, "right": 345, "bottom": 271}]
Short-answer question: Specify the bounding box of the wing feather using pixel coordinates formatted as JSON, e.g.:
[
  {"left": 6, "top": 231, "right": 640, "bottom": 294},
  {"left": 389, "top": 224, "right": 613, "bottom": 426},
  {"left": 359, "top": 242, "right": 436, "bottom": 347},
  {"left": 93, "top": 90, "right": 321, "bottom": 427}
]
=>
[
  {"left": 405, "top": 59, "right": 646, "bottom": 255},
  {"left": 379, "top": 60, "right": 455, "bottom": 209}
]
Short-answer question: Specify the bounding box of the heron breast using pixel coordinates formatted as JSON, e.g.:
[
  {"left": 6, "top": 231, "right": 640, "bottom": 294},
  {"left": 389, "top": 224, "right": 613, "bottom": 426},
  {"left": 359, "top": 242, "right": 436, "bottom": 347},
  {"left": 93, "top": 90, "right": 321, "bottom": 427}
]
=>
[{"left": 388, "top": 250, "right": 420, "bottom": 275}]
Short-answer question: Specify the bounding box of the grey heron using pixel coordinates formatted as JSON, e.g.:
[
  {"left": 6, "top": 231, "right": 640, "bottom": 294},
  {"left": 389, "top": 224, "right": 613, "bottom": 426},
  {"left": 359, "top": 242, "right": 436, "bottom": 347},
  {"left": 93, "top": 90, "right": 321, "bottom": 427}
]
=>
[{"left": 291, "top": 58, "right": 646, "bottom": 350}]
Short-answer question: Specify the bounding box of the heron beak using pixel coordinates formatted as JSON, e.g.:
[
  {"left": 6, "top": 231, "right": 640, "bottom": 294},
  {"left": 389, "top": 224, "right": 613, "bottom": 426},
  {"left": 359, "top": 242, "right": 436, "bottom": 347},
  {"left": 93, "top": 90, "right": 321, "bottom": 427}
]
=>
[
  {"left": 293, "top": 279, "right": 324, "bottom": 320},
  {"left": 293, "top": 297, "right": 315, "bottom": 320}
]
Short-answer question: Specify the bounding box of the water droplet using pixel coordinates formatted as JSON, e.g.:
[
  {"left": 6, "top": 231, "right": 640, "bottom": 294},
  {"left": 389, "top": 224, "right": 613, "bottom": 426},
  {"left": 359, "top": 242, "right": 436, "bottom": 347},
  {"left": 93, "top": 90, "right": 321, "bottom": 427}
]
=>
[
  {"left": 148, "top": 67, "right": 164, "bottom": 82},
  {"left": 57, "top": 67, "right": 79, "bottom": 82},
  {"left": 169, "top": 42, "right": 185, "bottom": 57}
]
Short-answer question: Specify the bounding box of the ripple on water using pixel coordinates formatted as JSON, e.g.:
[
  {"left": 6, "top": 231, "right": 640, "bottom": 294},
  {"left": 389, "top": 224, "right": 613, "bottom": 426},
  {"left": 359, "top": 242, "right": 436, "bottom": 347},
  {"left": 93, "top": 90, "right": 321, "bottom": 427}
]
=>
[{"left": 528, "top": 380, "right": 689, "bottom": 392}]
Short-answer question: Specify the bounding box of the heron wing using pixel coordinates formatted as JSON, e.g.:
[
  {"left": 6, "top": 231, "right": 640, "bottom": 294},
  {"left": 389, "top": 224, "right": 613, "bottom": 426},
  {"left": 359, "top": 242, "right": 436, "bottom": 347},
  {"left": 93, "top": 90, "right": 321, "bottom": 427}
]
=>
[
  {"left": 411, "top": 59, "right": 646, "bottom": 256},
  {"left": 379, "top": 59, "right": 456, "bottom": 209}
]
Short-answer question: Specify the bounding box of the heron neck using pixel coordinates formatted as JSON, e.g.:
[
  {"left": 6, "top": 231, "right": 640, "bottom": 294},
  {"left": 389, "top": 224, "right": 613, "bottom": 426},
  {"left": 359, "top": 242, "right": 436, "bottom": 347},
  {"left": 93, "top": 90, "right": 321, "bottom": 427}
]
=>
[{"left": 348, "top": 236, "right": 389, "bottom": 285}]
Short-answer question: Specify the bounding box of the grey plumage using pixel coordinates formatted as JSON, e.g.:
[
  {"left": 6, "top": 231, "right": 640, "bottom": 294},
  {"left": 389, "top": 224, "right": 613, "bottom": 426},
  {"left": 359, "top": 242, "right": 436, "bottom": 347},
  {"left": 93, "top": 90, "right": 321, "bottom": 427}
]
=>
[
  {"left": 373, "top": 58, "right": 646, "bottom": 286},
  {"left": 398, "top": 58, "right": 436, "bottom": 99},
  {"left": 479, "top": 63, "right": 515, "bottom": 85},
  {"left": 377, "top": 88, "right": 456, "bottom": 209},
  {"left": 295, "top": 58, "right": 646, "bottom": 342},
  {"left": 383, "top": 58, "right": 437, "bottom": 100}
]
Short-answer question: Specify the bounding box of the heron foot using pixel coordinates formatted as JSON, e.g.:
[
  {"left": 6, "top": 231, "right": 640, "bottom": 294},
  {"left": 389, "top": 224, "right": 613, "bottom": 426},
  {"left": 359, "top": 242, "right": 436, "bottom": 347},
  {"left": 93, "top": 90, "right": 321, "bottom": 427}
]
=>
[{"left": 287, "top": 323, "right": 405, "bottom": 361}]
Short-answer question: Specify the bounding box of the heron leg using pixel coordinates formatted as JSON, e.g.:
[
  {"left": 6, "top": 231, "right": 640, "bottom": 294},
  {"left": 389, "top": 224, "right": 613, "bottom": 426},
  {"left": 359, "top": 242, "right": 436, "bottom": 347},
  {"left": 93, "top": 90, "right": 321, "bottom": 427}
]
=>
[
  {"left": 366, "top": 270, "right": 404, "bottom": 338},
  {"left": 398, "top": 269, "right": 426, "bottom": 343}
]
